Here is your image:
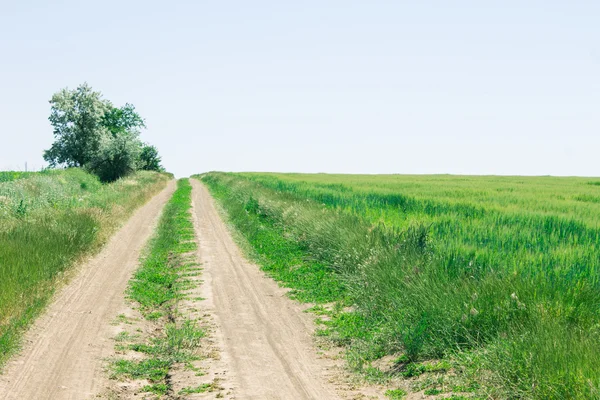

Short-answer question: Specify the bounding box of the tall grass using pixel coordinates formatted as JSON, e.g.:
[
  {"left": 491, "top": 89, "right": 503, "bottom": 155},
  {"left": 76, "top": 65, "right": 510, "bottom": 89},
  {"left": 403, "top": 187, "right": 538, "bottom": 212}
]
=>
[
  {"left": 0, "top": 169, "right": 171, "bottom": 367},
  {"left": 199, "top": 172, "right": 600, "bottom": 399},
  {"left": 0, "top": 171, "right": 35, "bottom": 183}
]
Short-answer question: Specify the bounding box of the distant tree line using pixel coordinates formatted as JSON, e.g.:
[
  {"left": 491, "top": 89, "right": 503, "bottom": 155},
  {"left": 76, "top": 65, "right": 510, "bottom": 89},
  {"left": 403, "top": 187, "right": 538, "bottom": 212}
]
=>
[{"left": 44, "top": 83, "right": 164, "bottom": 182}]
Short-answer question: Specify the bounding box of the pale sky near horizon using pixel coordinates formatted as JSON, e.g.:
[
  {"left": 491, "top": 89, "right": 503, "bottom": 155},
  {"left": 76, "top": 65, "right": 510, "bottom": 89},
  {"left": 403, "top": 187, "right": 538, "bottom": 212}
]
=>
[{"left": 1, "top": 1, "right": 598, "bottom": 177}]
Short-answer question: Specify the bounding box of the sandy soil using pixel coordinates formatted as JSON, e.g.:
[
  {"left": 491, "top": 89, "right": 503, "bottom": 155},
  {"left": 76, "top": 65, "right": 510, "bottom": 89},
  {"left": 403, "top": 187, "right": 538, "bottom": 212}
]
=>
[
  {"left": 0, "top": 181, "right": 176, "bottom": 400},
  {"left": 191, "top": 179, "right": 342, "bottom": 400},
  {"left": 98, "top": 192, "right": 236, "bottom": 399}
]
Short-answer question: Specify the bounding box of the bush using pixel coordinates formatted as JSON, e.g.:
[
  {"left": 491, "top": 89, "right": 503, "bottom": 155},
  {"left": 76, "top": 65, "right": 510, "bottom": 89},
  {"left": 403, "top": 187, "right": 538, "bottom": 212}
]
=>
[{"left": 88, "top": 132, "right": 141, "bottom": 182}]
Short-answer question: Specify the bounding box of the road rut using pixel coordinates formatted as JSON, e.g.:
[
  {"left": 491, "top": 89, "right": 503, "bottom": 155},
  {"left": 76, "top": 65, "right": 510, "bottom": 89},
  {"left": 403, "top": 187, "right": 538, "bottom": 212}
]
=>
[
  {"left": 0, "top": 180, "right": 176, "bottom": 400},
  {"left": 191, "top": 179, "right": 340, "bottom": 400}
]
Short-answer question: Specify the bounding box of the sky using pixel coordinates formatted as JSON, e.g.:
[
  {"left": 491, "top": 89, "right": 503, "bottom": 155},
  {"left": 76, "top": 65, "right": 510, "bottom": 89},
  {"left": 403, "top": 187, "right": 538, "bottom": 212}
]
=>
[{"left": 0, "top": 1, "right": 599, "bottom": 177}]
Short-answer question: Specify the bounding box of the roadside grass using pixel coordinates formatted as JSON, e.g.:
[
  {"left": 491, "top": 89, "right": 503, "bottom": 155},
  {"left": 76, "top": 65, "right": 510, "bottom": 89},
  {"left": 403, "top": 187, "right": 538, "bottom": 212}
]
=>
[
  {"left": 109, "top": 179, "right": 205, "bottom": 397},
  {"left": 0, "top": 171, "right": 35, "bottom": 183},
  {"left": 198, "top": 172, "right": 600, "bottom": 399},
  {"left": 0, "top": 169, "right": 170, "bottom": 368},
  {"left": 196, "top": 174, "right": 345, "bottom": 305}
]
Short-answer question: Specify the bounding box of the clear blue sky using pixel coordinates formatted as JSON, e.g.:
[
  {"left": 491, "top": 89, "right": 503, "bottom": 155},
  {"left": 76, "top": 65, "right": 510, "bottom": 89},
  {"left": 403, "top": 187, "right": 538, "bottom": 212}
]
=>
[{"left": 1, "top": 1, "right": 598, "bottom": 177}]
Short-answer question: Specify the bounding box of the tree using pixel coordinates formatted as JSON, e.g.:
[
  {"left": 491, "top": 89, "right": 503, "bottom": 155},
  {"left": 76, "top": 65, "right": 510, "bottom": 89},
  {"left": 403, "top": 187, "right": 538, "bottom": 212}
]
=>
[
  {"left": 44, "top": 83, "right": 165, "bottom": 181},
  {"left": 44, "top": 83, "right": 111, "bottom": 167},
  {"left": 103, "top": 103, "right": 146, "bottom": 137},
  {"left": 88, "top": 103, "right": 150, "bottom": 181},
  {"left": 138, "top": 143, "right": 164, "bottom": 172},
  {"left": 88, "top": 131, "right": 142, "bottom": 182}
]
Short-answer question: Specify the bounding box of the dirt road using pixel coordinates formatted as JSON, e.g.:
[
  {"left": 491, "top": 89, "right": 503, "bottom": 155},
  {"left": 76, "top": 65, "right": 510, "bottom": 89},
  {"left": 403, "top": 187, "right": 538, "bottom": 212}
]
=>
[
  {"left": 191, "top": 179, "right": 340, "bottom": 400},
  {"left": 0, "top": 181, "right": 176, "bottom": 400}
]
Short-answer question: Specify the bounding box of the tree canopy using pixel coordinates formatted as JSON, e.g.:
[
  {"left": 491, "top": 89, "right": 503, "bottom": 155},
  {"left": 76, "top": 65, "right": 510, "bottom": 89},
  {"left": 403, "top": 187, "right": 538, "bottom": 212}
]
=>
[
  {"left": 44, "top": 83, "right": 111, "bottom": 167},
  {"left": 139, "top": 144, "right": 164, "bottom": 172},
  {"left": 44, "top": 83, "right": 164, "bottom": 181},
  {"left": 88, "top": 131, "right": 142, "bottom": 182},
  {"left": 103, "top": 103, "right": 146, "bottom": 137}
]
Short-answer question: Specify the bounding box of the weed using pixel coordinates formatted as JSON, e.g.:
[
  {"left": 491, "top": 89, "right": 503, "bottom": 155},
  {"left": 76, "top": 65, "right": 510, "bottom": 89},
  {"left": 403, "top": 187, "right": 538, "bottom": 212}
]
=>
[
  {"left": 142, "top": 383, "right": 168, "bottom": 395},
  {"left": 114, "top": 331, "right": 138, "bottom": 342},
  {"left": 424, "top": 361, "right": 451, "bottom": 373},
  {"left": 112, "top": 314, "right": 132, "bottom": 325},
  {"left": 385, "top": 388, "right": 407, "bottom": 399},
  {"left": 111, "top": 358, "right": 170, "bottom": 381},
  {"left": 179, "top": 383, "right": 212, "bottom": 394},
  {"left": 401, "top": 363, "right": 426, "bottom": 378}
]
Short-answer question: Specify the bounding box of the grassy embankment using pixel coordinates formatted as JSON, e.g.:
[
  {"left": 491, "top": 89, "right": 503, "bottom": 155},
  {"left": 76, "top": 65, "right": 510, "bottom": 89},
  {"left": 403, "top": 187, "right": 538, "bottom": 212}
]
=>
[
  {"left": 198, "top": 172, "right": 600, "bottom": 399},
  {"left": 108, "top": 179, "right": 209, "bottom": 397},
  {"left": 0, "top": 168, "right": 170, "bottom": 367}
]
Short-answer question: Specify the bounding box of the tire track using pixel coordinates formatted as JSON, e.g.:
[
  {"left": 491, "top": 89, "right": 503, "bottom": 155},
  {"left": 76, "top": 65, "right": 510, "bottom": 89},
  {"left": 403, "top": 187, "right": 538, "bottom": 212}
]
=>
[
  {"left": 191, "top": 179, "right": 339, "bottom": 400},
  {"left": 0, "top": 181, "right": 176, "bottom": 400}
]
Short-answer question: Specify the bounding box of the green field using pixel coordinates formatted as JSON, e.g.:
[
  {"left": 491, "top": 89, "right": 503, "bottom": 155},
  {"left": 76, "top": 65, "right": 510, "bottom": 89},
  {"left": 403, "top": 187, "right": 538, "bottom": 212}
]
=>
[
  {"left": 0, "top": 168, "right": 170, "bottom": 366},
  {"left": 199, "top": 172, "right": 600, "bottom": 399}
]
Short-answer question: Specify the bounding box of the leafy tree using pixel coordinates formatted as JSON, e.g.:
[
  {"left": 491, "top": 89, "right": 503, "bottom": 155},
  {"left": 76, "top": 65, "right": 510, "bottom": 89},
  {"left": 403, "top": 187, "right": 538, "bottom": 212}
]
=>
[
  {"left": 44, "top": 83, "right": 165, "bottom": 181},
  {"left": 103, "top": 103, "right": 146, "bottom": 137},
  {"left": 88, "top": 131, "right": 142, "bottom": 182},
  {"left": 138, "top": 143, "right": 164, "bottom": 172},
  {"left": 88, "top": 104, "right": 147, "bottom": 182},
  {"left": 89, "top": 103, "right": 152, "bottom": 181},
  {"left": 44, "top": 83, "right": 111, "bottom": 167}
]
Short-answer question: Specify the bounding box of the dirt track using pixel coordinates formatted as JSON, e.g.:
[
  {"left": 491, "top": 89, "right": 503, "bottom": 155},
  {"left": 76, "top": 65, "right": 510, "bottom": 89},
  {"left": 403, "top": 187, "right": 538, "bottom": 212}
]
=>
[
  {"left": 0, "top": 179, "right": 346, "bottom": 400},
  {"left": 0, "top": 181, "right": 176, "bottom": 400},
  {"left": 191, "top": 179, "right": 340, "bottom": 400}
]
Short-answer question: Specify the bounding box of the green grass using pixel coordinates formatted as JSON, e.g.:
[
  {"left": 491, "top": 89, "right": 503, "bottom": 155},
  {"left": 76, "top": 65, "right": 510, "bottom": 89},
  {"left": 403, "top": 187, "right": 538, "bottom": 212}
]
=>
[
  {"left": 385, "top": 388, "right": 407, "bottom": 399},
  {"left": 198, "top": 172, "right": 600, "bottom": 399},
  {"left": 112, "top": 358, "right": 171, "bottom": 382},
  {"left": 178, "top": 384, "right": 212, "bottom": 395},
  {"left": 110, "top": 179, "right": 205, "bottom": 396},
  {"left": 111, "top": 321, "right": 204, "bottom": 381},
  {"left": 0, "top": 168, "right": 170, "bottom": 368},
  {"left": 0, "top": 171, "right": 35, "bottom": 183},
  {"left": 128, "top": 179, "right": 197, "bottom": 313},
  {"left": 424, "top": 388, "right": 443, "bottom": 395}
]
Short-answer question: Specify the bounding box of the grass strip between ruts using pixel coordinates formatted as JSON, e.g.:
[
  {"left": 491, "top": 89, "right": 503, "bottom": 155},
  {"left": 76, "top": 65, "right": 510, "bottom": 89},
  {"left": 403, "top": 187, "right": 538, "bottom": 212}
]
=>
[{"left": 109, "top": 178, "right": 206, "bottom": 397}]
